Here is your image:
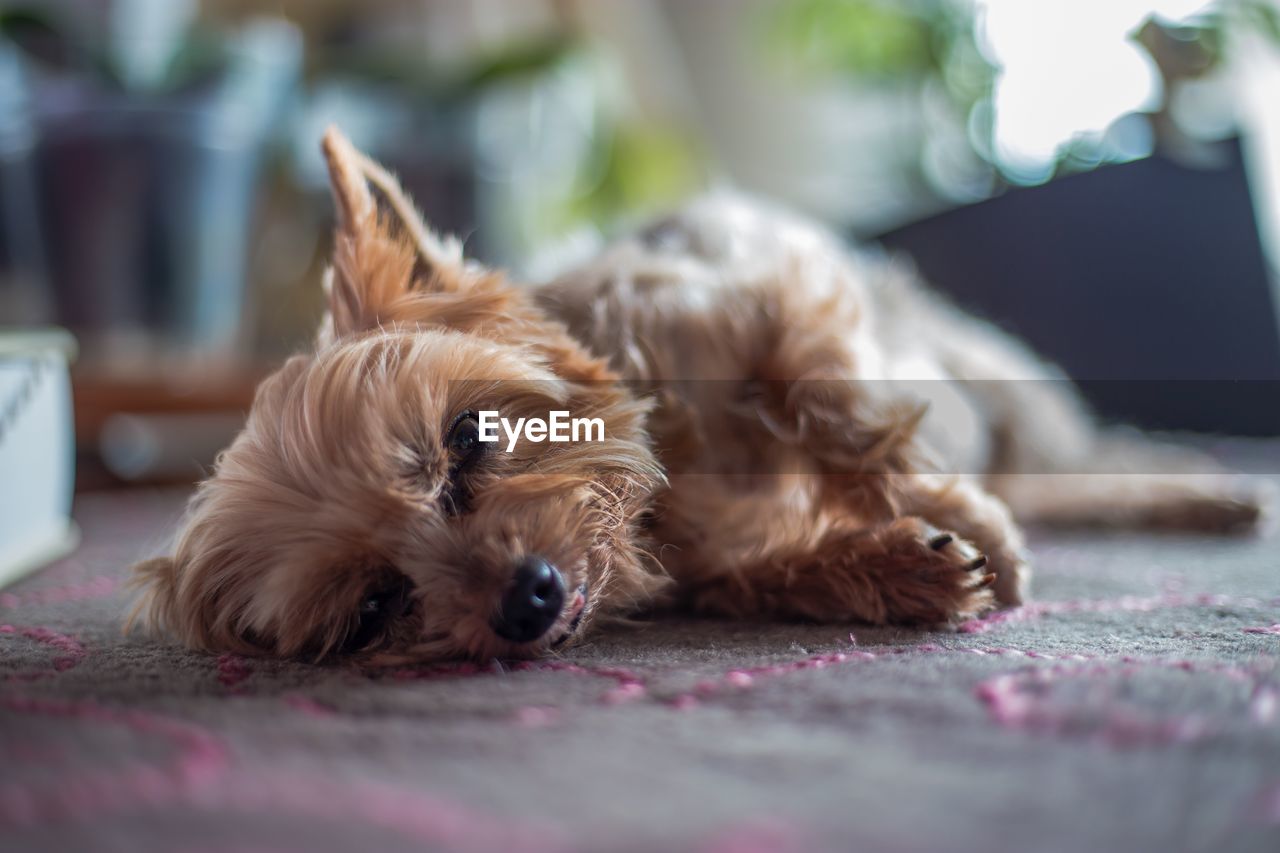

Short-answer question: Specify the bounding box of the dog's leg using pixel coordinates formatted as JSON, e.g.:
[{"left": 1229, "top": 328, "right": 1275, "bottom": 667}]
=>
[
  {"left": 667, "top": 380, "right": 1026, "bottom": 618},
  {"left": 804, "top": 430, "right": 1028, "bottom": 606},
  {"left": 760, "top": 364, "right": 1029, "bottom": 606},
  {"left": 904, "top": 282, "right": 1272, "bottom": 535},
  {"left": 682, "top": 515, "right": 996, "bottom": 625},
  {"left": 988, "top": 434, "right": 1271, "bottom": 534},
  {"left": 965, "top": 353, "right": 1271, "bottom": 533},
  {"left": 718, "top": 286, "right": 1031, "bottom": 612},
  {"left": 896, "top": 474, "right": 1030, "bottom": 606},
  {"left": 966, "top": 370, "right": 1271, "bottom": 534}
]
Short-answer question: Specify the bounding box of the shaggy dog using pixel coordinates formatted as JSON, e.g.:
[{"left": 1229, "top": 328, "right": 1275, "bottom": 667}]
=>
[{"left": 131, "top": 128, "right": 1267, "bottom": 663}]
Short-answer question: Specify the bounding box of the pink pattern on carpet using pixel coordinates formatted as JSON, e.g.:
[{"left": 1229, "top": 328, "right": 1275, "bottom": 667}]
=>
[
  {"left": 1, "top": 625, "right": 87, "bottom": 678},
  {"left": 0, "top": 696, "right": 230, "bottom": 827},
  {"left": 669, "top": 651, "right": 876, "bottom": 710},
  {"left": 663, "top": 643, "right": 1112, "bottom": 709},
  {"left": 375, "top": 639, "right": 1266, "bottom": 730},
  {"left": 0, "top": 696, "right": 567, "bottom": 850},
  {"left": 1244, "top": 624, "right": 1280, "bottom": 635},
  {"left": 217, "top": 654, "right": 253, "bottom": 692},
  {"left": 974, "top": 658, "right": 1277, "bottom": 746}
]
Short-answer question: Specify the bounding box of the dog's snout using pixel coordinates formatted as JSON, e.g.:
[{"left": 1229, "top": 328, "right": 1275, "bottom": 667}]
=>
[{"left": 491, "top": 556, "right": 566, "bottom": 643}]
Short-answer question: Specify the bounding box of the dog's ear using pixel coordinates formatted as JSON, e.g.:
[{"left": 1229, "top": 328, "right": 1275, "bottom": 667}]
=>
[
  {"left": 320, "top": 126, "right": 469, "bottom": 339},
  {"left": 128, "top": 551, "right": 274, "bottom": 656},
  {"left": 127, "top": 556, "right": 178, "bottom": 637}
]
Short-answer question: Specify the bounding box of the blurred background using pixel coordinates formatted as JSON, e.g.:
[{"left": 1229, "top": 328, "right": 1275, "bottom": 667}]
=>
[{"left": 3, "top": 0, "right": 1280, "bottom": 490}]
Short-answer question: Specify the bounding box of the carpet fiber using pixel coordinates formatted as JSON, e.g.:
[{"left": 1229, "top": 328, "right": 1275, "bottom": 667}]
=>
[{"left": 3, "top": 467, "right": 1280, "bottom": 852}]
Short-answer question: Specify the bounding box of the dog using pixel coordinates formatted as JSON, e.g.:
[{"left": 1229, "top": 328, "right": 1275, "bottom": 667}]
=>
[{"left": 130, "top": 127, "right": 1268, "bottom": 663}]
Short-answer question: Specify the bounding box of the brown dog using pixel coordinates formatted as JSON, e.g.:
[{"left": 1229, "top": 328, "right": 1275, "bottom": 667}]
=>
[{"left": 130, "top": 128, "right": 1267, "bottom": 663}]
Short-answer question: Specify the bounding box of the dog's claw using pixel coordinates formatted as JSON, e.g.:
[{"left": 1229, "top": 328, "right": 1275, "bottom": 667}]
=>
[
  {"left": 975, "top": 572, "right": 997, "bottom": 589},
  {"left": 929, "top": 533, "right": 954, "bottom": 550},
  {"left": 967, "top": 555, "right": 988, "bottom": 571}
]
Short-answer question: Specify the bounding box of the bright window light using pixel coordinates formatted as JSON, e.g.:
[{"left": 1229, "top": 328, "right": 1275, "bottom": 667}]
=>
[{"left": 979, "top": 0, "right": 1216, "bottom": 181}]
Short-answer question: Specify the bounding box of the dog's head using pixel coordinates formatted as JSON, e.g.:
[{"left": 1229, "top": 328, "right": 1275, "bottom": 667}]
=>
[{"left": 131, "top": 128, "right": 666, "bottom": 663}]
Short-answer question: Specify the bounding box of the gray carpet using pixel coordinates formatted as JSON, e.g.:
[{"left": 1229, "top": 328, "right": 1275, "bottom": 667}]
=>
[{"left": 3, "top": 464, "right": 1280, "bottom": 852}]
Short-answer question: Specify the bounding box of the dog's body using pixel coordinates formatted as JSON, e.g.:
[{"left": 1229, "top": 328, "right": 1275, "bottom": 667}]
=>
[
  {"left": 131, "top": 130, "right": 1267, "bottom": 662},
  {"left": 538, "top": 194, "right": 1264, "bottom": 621}
]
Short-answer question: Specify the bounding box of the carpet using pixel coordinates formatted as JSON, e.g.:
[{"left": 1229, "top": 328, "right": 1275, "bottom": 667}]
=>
[{"left": 3, "top": 461, "right": 1280, "bottom": 852}]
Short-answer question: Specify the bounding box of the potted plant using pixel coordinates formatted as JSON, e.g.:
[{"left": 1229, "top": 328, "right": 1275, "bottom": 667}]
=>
[{"left": 0, "top": 1, "right": 302, "bottom": 364}]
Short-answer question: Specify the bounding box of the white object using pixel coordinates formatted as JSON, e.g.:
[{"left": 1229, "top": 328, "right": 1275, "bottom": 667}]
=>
[{"left": 0, "top": 329, "right": 78, "bottom": 588}]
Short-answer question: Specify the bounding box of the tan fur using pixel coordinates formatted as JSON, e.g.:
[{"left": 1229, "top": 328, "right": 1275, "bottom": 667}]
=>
[{"left": 130, "top": 127, "right": 1270, "bottom": 663}]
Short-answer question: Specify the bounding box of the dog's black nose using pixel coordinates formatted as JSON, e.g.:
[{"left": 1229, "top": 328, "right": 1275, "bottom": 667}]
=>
[{"left": 491, "top": 556, "right": 565, "bottom": 643}]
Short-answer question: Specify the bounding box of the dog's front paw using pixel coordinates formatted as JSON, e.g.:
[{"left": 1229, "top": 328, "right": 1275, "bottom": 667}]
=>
[{"left": 872, "top": 518, "right": 997, "bottom": 625}]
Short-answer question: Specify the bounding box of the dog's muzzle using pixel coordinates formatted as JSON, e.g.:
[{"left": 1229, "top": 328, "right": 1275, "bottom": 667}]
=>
[{"left": 491, "top": 556, "right": 565, "bottom": 643}]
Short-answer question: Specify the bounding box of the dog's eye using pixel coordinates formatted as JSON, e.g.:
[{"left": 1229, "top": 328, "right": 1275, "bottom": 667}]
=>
[
  {"left": 447, "top": 412, "right": 481, "bottom": 458},
  {"left": 343, "top": 570, "right": 414, "bottom": 653},
  {"left": 443, "top": 411, "right": 485, "bottom": 516}
]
